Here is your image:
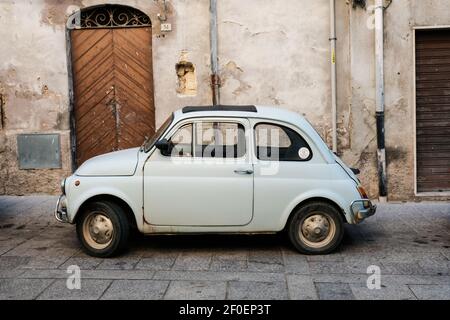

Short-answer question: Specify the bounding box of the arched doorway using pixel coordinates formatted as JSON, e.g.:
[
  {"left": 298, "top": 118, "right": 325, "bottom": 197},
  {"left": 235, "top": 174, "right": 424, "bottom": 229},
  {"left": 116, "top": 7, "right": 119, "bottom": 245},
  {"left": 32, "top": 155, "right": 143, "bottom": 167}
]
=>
[{"left": 67, "top": 5, "right": 155, "bottom": 167}]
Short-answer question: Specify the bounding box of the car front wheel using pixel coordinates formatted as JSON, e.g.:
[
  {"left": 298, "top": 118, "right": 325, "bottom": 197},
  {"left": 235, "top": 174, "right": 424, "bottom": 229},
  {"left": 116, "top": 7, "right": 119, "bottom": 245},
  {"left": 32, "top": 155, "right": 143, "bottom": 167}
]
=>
[
  {"left": 288, "top": 202, "right": 344, "bottom": 254},
  {"left": 76, "top": 201, "right": 129, "bottom": 258}
]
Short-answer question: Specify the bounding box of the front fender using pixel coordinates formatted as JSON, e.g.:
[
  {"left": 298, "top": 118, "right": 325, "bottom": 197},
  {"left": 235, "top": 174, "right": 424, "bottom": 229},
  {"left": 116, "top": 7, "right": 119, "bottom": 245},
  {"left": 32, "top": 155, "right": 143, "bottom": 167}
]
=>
[{"left": 65, "top": 176, "right": 143, "bottom": 231}]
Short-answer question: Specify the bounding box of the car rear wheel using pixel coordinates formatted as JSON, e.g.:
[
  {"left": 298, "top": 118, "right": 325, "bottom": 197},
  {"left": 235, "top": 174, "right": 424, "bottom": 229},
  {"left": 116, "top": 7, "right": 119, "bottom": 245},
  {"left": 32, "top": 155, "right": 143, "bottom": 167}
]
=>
[
  {"left": 76, "top": 201, "right": 129, "bottom": 257},
  {"left": 288, "top": 202, "right": 344, "bottom": 254}
]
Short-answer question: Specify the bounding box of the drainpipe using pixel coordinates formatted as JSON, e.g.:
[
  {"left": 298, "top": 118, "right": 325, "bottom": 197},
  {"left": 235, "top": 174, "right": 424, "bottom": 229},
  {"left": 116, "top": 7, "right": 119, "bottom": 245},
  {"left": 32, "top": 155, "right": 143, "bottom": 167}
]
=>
[
  {"left": 375, "top": 0, "right": 387, "bottom": 200},
  {"left": 329, "top": 0, "right": 337, "bottom": 153},
  {"left": 209, "top": 0, "right": 220, "bottom": 105}
]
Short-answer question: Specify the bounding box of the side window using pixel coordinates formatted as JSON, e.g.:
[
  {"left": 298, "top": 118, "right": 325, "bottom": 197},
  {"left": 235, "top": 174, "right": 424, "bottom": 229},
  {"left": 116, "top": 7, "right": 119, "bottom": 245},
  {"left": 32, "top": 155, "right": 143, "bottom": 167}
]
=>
[
  {"left": 195, "top": 122, "right": 246, "bottom": 158},
  {"left": 254, "top": 123, "right": 312, "bottom": 161},
  {"left": 168, "top": 123, "right": 193, "bottom": 157}
]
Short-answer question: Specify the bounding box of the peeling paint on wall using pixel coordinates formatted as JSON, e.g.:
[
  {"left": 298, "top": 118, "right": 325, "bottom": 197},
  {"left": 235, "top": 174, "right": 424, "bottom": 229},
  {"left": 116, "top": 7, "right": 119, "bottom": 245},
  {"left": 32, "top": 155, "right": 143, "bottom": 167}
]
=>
[
  {"left": 41, "top": 0, "right": 84, "bottom": 27},
  {"left": 220, "top": 61, "right": 252, "bottom": 97},
  {"left": 176, "top": 60, "right": 197, "bottom": 96}
]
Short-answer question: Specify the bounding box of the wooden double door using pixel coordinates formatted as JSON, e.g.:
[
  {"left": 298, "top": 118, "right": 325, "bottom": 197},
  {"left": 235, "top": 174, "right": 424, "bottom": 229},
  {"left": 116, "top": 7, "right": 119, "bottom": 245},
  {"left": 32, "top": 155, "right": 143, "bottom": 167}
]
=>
[{"left": 71, "top": 27, "right": 155, "bottom": 166}]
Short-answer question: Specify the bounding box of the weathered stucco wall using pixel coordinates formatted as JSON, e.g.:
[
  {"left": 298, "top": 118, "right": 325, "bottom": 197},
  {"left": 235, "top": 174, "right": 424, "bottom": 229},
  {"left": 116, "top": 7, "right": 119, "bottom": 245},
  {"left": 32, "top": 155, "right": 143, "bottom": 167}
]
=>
[
  {"left": 386, "top": 0, "right": 450, "bottom": 201},
  {"left": 217, "top": 0, "right": 331, "bottom": 126},
  {"left": 0, "top": 0, "right": 449, "bottom": 200},
  {"left": 341, "top": 0, "right": 450, "bottom": 201},
  {"left": 0, "top": 0, "right": 72, "bottom": 194}
]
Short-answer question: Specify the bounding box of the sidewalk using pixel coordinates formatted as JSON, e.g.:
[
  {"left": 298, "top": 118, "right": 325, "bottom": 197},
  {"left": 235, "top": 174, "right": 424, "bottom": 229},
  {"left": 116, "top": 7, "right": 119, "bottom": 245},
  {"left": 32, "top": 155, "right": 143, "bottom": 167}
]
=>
[{"left": 0, "top": 196, "right": 449, "bottom": 300}]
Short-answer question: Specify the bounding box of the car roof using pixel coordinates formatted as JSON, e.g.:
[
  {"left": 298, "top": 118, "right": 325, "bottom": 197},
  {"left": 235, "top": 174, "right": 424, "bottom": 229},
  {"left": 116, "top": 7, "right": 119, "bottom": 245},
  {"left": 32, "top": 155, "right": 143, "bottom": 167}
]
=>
[{"left": 173, "top": 105, "right": 305, "bottom": 124}]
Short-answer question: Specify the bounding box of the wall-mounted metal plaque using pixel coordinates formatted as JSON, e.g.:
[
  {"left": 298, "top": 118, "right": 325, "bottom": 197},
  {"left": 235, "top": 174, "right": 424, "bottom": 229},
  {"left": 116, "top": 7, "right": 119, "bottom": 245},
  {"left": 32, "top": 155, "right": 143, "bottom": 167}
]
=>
[{"left": 17, "top": 134, "right": 61, "bottom": 169}]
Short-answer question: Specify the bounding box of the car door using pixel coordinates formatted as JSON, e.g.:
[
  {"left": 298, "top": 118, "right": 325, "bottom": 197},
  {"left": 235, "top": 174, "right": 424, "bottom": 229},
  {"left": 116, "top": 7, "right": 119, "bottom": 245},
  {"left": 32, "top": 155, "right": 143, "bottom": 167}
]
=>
[{"left": 143, "top": 117, "right": 253, "bottom": 226}]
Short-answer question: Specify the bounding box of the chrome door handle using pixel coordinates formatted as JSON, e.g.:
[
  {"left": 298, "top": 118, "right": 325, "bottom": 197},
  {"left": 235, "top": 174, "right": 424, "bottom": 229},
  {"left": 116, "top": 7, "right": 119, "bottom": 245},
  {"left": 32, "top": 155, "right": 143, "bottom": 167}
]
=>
[{"left": 234, "top": 169, "right": 253, "bottom": 175}]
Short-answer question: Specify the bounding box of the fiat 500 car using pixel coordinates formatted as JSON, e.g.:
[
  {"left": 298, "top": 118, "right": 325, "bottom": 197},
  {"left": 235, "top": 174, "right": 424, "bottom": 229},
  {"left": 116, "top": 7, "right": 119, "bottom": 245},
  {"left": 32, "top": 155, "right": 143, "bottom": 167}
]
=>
[{"left": 55, "top": 105, "right": 376, "bottom": 257}]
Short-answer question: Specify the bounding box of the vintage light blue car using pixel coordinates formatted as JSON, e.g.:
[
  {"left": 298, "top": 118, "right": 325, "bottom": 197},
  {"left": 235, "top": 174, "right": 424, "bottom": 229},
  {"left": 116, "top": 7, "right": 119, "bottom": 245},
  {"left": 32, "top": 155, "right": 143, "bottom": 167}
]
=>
[{"left": 56, "top": 105, "right": 376, "bottom": 257}]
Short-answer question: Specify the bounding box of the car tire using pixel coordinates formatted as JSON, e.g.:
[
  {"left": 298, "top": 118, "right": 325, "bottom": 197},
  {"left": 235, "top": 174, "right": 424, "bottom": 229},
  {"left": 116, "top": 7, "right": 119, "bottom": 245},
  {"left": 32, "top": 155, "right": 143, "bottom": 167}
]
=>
[
  {"left": 76, "top": 201, "right": 129, "bottom": 258},
  {"left": 288, "top": 202, "right": 344, "bottom": 255}
]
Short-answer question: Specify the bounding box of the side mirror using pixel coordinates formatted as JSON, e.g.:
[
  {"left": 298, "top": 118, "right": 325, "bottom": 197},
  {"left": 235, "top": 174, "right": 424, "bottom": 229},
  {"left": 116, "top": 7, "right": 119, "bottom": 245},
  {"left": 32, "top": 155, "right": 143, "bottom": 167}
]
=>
[{"left": 155, "top": 139, "right": 171, "bottom": 155}]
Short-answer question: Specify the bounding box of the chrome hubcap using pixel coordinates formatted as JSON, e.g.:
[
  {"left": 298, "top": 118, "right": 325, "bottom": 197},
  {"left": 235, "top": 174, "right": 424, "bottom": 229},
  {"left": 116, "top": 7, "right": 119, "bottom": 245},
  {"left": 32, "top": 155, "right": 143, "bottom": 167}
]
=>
[
  {"left": 83, "top": 212, "right": 113, "bottom": 249},
  {"left": 299, "top": 213, "right": 336, "bottom": 249}
]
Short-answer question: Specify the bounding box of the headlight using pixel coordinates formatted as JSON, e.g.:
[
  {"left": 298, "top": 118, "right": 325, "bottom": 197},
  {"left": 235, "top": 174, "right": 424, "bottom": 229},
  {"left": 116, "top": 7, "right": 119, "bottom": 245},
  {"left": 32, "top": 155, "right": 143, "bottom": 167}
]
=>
[{"left": 60, "top": 178, "right": 66, "bottom": 194}]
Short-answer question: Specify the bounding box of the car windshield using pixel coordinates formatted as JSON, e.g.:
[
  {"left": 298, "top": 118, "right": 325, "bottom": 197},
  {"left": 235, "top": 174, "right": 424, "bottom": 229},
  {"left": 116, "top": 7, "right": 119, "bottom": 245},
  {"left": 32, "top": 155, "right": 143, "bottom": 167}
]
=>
[{"left": 142, "top": 113, "right": 174, "bottom": 152}]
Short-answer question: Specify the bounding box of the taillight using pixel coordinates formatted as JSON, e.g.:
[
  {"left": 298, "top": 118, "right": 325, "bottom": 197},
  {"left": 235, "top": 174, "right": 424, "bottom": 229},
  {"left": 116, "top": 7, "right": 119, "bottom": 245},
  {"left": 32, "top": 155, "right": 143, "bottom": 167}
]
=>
[
  {"left": 357, "top": 185, "right": 368, "bottom": 199},
  {"left": 60, "top": 178, "right": 66, "bottom": 195}
]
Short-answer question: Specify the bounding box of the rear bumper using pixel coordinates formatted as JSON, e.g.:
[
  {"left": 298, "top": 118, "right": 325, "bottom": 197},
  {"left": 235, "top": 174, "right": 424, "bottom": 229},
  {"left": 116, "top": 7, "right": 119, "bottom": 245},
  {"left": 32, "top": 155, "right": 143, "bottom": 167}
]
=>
[
  {"left": 54, "top": 194, "right": 69, "bottom": 223},
  {"left": 350, "top": 199, "right": 376, "bottom": 224}
]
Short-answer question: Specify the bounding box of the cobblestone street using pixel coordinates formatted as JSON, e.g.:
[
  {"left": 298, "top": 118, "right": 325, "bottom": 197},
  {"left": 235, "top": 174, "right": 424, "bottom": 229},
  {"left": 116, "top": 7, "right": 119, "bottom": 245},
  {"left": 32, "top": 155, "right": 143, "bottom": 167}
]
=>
[{"left": 0, "top": 196, "right": 449, "bottom": 300}]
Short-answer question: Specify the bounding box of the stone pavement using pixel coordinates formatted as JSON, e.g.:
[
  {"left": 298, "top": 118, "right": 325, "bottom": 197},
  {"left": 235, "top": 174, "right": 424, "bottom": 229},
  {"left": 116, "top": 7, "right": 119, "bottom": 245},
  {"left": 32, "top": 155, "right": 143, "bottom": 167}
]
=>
[{"left": 0, "top": 196, "right": 449, "bottom": 300}]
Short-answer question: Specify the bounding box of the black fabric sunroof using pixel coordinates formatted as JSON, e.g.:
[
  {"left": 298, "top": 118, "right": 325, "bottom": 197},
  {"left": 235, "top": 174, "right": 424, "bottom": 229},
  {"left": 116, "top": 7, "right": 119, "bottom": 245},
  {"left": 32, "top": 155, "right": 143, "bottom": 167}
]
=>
[{"left": 182, "top": 105, "right": 257, "bottom": 113}]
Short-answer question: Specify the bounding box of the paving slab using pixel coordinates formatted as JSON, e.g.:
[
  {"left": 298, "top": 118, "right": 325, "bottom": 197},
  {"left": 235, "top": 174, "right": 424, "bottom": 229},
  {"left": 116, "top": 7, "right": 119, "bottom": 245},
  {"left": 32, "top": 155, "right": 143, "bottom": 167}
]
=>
[
  {"left": 172, "top": 251, "right": 212, "bottom": 271},
  {"left": 227, "top": 281, "right": 288, "bottom": 300},
  {"left": 135, "top": 252, "right": 178, "bottom": 271},
  {"left": 96, "top": 257, "right": 141, "bottom": 270},
  {"left": 101, "top": 280, "right": 169, "bottom": 300},
  {"left": 408, "top": 284, "right": 450, "bottom": 300},
  {"left": 59, "top": 257, "right": 104, "bottom": 270},
  {"left": 0, "top": 256, "right": 31, "bottom": 269},
  {"left": 0, "top": 278, "right": 54, "bottom": 300},
  {"left": 210, "top": 258, "right": 248, "bottom": 272},
  {"left": 350, "top": 283, "right": 416, "bottom": 300},
  {"left": 286, "top": 275, "right": 318, "bottom": 300},
  {"left": 37, "top": 279, "right": 111, "bottom": 300},
  {"left": 164, "top": 280, "right": 226, "bottom": 300},
  {"left": 315, "top": 282, "right": 355, "bottom": 300},
  {"left": 154, "top": 271, "right": 285, "bottom": 282},
  {"left": 248, "top": 249, "right": 284, "bottom": 272}
]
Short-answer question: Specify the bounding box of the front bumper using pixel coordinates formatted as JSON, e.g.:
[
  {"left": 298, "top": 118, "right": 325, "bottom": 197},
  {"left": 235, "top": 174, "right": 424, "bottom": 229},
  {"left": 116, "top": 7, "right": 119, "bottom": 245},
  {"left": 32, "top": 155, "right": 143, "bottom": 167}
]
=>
[
  {"left": 55, "top": 194, "right": 69, "bottom": 223},
  {"left": 350, "top": 199, "right": 376, "bottom": 224}
]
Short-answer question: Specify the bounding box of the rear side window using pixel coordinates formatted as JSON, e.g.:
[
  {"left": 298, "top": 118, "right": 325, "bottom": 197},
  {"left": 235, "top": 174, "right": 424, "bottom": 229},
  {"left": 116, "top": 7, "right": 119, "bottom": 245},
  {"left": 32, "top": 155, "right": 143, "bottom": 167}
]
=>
[{"left": 254, "top": 123, "right": 312, "bottom": 161}]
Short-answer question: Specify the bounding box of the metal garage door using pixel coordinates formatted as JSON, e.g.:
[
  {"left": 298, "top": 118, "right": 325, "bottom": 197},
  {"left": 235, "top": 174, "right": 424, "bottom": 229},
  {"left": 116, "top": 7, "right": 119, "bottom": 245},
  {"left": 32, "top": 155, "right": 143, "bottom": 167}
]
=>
[{"left": 416, "top": 29, "right": 450, "bottom": 193}]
